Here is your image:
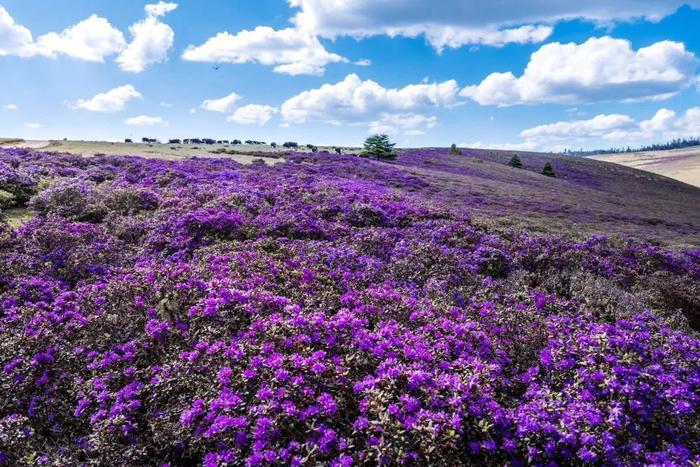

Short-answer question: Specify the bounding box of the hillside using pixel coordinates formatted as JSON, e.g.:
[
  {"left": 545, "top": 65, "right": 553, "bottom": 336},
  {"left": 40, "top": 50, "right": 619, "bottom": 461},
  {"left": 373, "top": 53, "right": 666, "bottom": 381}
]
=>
[
  {"left": 589, "top": 147, "right": 700, "bottom": 189},
  {"left": 340, "top": 148, "right": 700, "bottom": 246},
  {"left": 1, "top": 146, "right": 699, "bottom": 465}
]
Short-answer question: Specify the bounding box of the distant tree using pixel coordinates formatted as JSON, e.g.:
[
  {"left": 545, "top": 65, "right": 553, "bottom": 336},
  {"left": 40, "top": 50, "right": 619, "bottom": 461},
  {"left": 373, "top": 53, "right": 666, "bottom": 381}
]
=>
[
  {"left": 449, "top": 144, "right": 462, "bottom": 155},
  {"left": 270, "top": 142, "right": 277, "bottom": 148},
  {"left": 168, "top": 139, "right": 181, "bottom": 144},
  {"left": 141, "top": 137, "right": 150, "bottom": 143},
  {"left": 508, "top": 154, "right": 523, "bottom": 168},
  {"left": 334, "top": 147, "right": 342, "bottom": 155},
  {"left": 541, "top": 162, "right": 556, "bottom": 177},
  {"left": 362, "top": 134, "right": 396, "bottom": 160},
  {"left": 232, "top": 139, "right": 242, "bottom": 145},
  {"left": 283, "top": 142, "right": 299, "bottom": 149},
  {"left": 124, "top": 139, "right": 133, "bottom": 143}
]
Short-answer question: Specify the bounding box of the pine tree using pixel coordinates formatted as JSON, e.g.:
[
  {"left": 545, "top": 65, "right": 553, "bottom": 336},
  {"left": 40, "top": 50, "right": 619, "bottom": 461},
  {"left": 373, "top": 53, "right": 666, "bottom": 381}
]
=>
[
  {"left": 541, "top": 162, "right": 556, "bottom": 177},
  {"left": 508, "top": 154, "right": 522, "bottom": 168},
  {"left": 362, "top": 134, "right": 397, "bottom": 160},
  {"left": 449, "top": 144, "right": 462, "bottom": 155}
]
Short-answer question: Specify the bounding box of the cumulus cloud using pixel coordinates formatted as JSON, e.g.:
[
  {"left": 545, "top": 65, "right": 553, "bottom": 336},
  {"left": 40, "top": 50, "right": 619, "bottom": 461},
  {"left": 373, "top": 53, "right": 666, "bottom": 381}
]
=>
[
  {"left": 200, "top": 92, "right": 241, "bottom": 113},
  {"left": 0, "top": 5, "right": 40, "bottom": 57},
  {"left": 0, "top": 7, "right": 125, "bottom": 61},
  {"left": 125, "top": 115, "right": 168, "bottom": 126},
  {"left": 289, "top": 0, "right": 699, "bottom": 49},
  {"left": 35, "top": 15, "right": 126, "bottom": 61},
  {"left": 182, "top": 26, "right": 347, "bottom": 76},
  {"left": 227, "top": 104, "right": 278, "bottom": 126},
  {"left": 460, "top": 37, "right": 698, "bottom": 106},
  {"left": 521, "top": 114, "right": 637, "bottom": 140},
  {"left": 281, "top": 74, "right": 458, "bottom": 128},
  {"left": 72, "top": 85, "right": 142, "bottom": 112},
  {"left": 24, "top": 122, "right": 41, "bottom": 129},
  {"left": 369, "top": 113, "right": 438, "bottom": 135},
  {"left": 145, "top": 1, "right": 178, "bottom": 17},
  {"left": 0, "top": 4, "right": 175, "bottom": 72},
  {"left": 117, "top": 2, "right": 177, "bottom": 72},
  {"left": 497, "top": 107, "right": 700, "bottom": 151}
]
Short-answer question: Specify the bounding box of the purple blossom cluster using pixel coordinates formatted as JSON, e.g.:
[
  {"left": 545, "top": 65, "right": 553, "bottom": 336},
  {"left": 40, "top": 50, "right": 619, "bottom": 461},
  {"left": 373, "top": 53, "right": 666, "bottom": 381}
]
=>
[{"left": 0, "top": 148, "right": 699, "bottom": 465}]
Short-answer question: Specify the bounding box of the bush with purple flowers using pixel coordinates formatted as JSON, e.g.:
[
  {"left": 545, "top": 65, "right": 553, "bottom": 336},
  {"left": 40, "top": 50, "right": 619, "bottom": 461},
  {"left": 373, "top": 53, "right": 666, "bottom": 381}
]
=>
[{"left": 0, "top": 147, "right": 699, "bottom": 465}]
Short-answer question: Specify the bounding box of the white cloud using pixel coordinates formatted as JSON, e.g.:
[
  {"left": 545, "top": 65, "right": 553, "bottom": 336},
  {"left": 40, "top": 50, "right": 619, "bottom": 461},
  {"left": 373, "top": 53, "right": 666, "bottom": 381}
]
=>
[
  {"left": 521, "top": 114, "right": 636, "bottom": 140},
  {"left": 289, "top": 0, "right": 699, "bottom": 49},
  {"left": 0, "top": 5, "right": 36, "bottom": 57},
  {"left": 2, "top": 104, "right": 18, "bottom": 110},
  {"left": 200, "top": 92, "right": 241, "bottom": 113},
  {"left": 227, "top": 104, "right": 278, "bottom": 125},
  {"left": 125, "top": 115, "right": 168, "bottom": 126},
  {"left": 423, "top": 25, "right": 553, "bottom": 50},
  {"left": 116, "top": 3, "right": 177, "bottom": 73},
  {"left": 0, "top": 7, "right": 125, "bottom": 62},
  {"left": 497, "top": 107, "right": 700, "bottom": 151},
  {"left": 34, "top": 15, "right": 126, "bottom": 62},
  {"left": 369, "top": 113, "right": 438, "bottom": 135},
  {"left": 145, "top": 1, "right": 178, "bottom": 17},
  {"left": 281, "top": 74, "right": 458, "bottom": 126},
  {"left": 182, "top": 26, "right": 347, "bottom": 76},
  {"left": 461, "top": 37, "right": 698, "bottom": 106},
  {"left": 1, "top": 4, "right": 175, "bottom": 71},
  {"left": 354, "top": 58, "right": 371, "bottom": 66},
  {"left": 462, "top": 37, "right": 698, "bottom": 106},
  {"left": 24, "top": 122, "right": 41, "bottom": 129},
  {"left": 73, "top": 85, "right": 142, "bottom": 112},
  {"left": 160, "top": 101, "right": 173, "bottom": 108}
]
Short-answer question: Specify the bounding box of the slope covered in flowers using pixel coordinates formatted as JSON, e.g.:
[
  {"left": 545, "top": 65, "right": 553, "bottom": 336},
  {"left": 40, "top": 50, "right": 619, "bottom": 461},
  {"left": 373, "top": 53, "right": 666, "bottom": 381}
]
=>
[{"left": 0, "top": 148, "right": 699, "bottom": 465}]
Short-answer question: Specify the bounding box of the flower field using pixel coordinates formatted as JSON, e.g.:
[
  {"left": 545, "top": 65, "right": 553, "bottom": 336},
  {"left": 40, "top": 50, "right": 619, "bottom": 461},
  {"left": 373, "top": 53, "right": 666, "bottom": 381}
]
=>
[{"left": 1, "top": 147, "right": 699, "bottom": 465}]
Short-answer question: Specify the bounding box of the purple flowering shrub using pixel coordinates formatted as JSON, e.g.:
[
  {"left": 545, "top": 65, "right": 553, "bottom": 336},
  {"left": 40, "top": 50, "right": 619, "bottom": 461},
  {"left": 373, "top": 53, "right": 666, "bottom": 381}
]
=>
[
  {"left": 0, "top": 149, "right": 699, "bottom": 465},
  {"left": 0, "top": 160, "right": 38, "bottom": 210}
]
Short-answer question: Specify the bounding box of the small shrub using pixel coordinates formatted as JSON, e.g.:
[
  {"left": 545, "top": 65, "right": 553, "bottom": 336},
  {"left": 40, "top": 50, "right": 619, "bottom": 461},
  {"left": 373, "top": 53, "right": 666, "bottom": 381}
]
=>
[
  {"left": 449, "top": 144, "right": 462, "bottom": 155},
  {"left": 541, "top": 162, "right": 556, "bottom": 177},
  {"left": 508, "top": 154, "right": 523, "bottom": 168}
]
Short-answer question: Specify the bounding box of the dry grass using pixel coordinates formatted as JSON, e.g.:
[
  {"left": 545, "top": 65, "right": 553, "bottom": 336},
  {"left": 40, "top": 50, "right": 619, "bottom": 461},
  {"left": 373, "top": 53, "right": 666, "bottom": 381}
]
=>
[{"left": 590, "top": 147, "right": 700, "bottom": 188}]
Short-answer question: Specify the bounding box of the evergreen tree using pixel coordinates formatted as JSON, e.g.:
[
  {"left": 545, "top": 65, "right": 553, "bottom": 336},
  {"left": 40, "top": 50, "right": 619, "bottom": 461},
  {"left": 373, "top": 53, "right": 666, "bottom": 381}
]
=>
[
  {"left": 508, "top": 154, "right": 523, "bottom": 168},
  {"left": 449, "top": 144, "right": 462, "bottom": 155},
  {"left": 541, "top": 162, "right": 556, "bottom": 177},
  {"left": 362, "top": 134, "right": 397, "bottom": 160}
]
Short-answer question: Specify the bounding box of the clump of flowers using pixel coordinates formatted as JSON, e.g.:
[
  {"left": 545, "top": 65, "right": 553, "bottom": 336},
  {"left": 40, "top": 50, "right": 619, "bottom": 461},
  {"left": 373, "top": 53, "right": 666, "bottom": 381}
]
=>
[{"left": 0, "top": 148, "right": 698, "bottom": 465}]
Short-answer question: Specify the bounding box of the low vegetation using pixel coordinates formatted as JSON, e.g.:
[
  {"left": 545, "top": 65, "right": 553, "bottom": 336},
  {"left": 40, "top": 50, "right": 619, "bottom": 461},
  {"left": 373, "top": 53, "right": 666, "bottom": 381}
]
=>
[{"left": 0, "top": 147, "right": 698, "bottom": 465}]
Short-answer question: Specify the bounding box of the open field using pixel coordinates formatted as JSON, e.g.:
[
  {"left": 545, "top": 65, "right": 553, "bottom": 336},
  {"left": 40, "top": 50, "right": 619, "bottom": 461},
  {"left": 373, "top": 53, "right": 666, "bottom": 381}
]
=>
[
  {"left": 1, "top": 145, "right": 699, "bottom": 465},
  {"left": 3, "top": 140, "right": 700, "bottom": 245},
  {"left": 589, "top": 147, "right": 700, "bottom": 188},
  {"left": 0, "top": 139, "right": 338, "bottom": 165}
]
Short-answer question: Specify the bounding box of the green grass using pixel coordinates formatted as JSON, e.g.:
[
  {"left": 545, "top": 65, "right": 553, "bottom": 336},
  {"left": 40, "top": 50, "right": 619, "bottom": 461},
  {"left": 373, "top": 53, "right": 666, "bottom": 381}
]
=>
[{"left": 2, "top": 208, "right": 34, "bottom": 228}]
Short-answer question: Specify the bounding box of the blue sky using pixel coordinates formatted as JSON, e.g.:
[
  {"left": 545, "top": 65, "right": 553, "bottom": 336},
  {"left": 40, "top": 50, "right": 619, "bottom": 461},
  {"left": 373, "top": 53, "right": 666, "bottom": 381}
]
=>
[{"left": 1, "top": 0, "right": 699, "bottom": 150}]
